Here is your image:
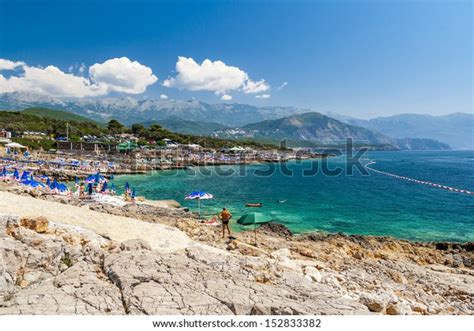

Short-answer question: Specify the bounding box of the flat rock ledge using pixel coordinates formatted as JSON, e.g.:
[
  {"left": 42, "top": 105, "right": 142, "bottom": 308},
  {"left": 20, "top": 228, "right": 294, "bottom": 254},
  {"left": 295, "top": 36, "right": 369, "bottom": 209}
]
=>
[
  {"left": 0, "top": 192, "right": 473, "bottom": 315},
  {"left": 1, "top": 214, "right": 369, "bottom": 315}
]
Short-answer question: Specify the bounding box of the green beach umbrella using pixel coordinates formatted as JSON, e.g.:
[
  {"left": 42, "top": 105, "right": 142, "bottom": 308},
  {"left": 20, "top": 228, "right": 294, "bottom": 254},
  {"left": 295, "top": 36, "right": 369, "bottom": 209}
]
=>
[{"left": 236, "top": 212, "right": 273, "bottom": 245}]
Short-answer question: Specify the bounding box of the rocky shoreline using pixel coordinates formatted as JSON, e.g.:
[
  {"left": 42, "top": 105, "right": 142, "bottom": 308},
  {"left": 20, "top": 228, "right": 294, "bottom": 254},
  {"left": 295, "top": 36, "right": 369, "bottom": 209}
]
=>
[{"left": 0, "top": 187, "right": 473, "bottom": 315}]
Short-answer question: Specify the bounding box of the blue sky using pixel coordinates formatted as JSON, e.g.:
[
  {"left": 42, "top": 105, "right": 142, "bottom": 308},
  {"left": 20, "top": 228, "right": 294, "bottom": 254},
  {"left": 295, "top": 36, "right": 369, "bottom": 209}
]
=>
[{"left": 0, "top": 0, "right": 472, "bottom": 118}]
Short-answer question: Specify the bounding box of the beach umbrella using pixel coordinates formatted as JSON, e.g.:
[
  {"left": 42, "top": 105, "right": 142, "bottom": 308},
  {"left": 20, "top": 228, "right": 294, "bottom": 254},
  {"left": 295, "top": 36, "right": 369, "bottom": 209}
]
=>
[
  {"left": 85, "top": 174, "right": 95, "bottom": 183},
  {"left": 236, "top": 212, "right": 273, "bottom": 245},
  {"left": 20, "top": 171, "right": 29, "bottom": 181},
  {"left": 13, "top": 169, "right": 19, "bottom": 180},
  {"left": 58, "top": 183, "right": 68, "bottom": 192},
  {"left": 184, "top": 191, "right": 214, "bottom": 218},
  {"left": 1, "top": 167, "right": 6, "bottom": 176},
  {"left": 50, "top": 178, "right": 58, "bottom": 190},
  {"left": 46, "top": 178, "right": 51, "bottom": 186},
  {"left": 131, "top": 187, "right": 136, "bottom": 199},
  {"left": 87, "top": 183, "right": 93, "bottom": 195},
  {"left": 124, "top": 182, "right": 130, "bottom": 192}
]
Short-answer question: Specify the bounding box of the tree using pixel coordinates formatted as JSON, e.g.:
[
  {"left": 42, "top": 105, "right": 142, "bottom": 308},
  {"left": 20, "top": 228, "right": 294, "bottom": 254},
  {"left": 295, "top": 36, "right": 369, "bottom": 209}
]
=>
[
  {"left": 131, "top": 123, "right": 145, "bottom": 135},
  {"left": 107, "top": 119, "right": 125, "bottom": 134}
]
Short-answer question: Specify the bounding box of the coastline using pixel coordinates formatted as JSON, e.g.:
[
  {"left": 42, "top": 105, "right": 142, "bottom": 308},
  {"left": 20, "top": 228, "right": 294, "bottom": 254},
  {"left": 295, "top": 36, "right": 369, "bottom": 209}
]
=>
[{"left": 1, "top": 185, "right": 472, "bottom": 315}]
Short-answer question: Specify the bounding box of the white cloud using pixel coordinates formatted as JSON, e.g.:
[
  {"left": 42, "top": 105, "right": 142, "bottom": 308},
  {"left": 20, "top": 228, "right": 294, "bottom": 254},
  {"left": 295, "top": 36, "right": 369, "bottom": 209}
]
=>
[
  {"left": 163, "top": 57, "right": 247, "bottom": 94},
  {"left": 256, "top": 94, "right": 271, "bottom": 99},
  {"left": 164, "top": 56, "right": 270, "bottom": 98},
  {"left": 0, "top": 57, "right": 157, "bottom": 97},
  {"left": 0, "top": 64, "right": 105, "bottom": 97},
  {"left": 243, "top": 79, "right": 270, "bottom": 94},
  {"left": 160, "top": 94, "right": 168, "bottom": 100},
  {"left": 78, "top": 63, "right": 85, "bottom": 74},
  {"left": 89, "top": 57, "right": 158, "bottom": 94},
  {"left": 221, "top": 94, "right": 232, "bottom": 101},
  {"left": 0, "top": 59, "right": 25, "bottom": 70},
  {"left": 277, "top": 81, "right": 288, "bottom": 91}
]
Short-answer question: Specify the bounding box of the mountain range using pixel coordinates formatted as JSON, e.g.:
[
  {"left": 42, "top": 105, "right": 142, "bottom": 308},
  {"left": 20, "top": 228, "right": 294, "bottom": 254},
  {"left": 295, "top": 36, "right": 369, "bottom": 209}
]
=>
[
  {"left": 0, "top": 91, "right": 308, "bottom": 127},
  {"left": 0, "top": 91, "right": 471, "bottom": 150},
  {"left": 327, "top": 112, "right": 473, "bottom": 150},
  {"left": 212, "top": 112, "right": 450, "bottom": 150}
]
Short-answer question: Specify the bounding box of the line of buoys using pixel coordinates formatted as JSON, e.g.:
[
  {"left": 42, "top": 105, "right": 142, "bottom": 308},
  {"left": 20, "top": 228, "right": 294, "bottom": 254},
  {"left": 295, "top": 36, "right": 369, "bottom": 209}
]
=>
[{"left": 365, "top": 161, "right": 474, "bottom": 196}]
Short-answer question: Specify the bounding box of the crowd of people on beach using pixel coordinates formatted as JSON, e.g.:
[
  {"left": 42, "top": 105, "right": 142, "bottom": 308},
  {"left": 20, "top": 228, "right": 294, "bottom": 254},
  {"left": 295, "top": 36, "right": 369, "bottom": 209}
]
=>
[{"left": 0, "top": 153, "right": 141, "bottom": 207}]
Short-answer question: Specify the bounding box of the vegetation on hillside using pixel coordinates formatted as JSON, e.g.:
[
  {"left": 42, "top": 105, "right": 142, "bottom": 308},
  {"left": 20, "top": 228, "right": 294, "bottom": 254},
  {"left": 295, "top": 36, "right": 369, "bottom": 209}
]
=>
[
  {"left": 0, "top": 110, "right": 277, "bottom": 150},
  {"left": 0, "top": 111, "right": 104, "bottom": 139}
]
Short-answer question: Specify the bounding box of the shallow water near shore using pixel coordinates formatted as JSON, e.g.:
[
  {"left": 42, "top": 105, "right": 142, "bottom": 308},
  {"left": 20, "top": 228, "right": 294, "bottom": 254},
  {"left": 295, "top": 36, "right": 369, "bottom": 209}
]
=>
[{"left": 114, "top": 151, "right": 474, "bottom": 242}]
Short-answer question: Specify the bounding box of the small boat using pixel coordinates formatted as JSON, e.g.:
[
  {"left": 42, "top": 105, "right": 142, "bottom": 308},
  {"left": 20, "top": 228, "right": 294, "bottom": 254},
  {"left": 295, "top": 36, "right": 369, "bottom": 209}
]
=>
[{"left": 246, "top": 203, "right": 263, "bottom": 207}]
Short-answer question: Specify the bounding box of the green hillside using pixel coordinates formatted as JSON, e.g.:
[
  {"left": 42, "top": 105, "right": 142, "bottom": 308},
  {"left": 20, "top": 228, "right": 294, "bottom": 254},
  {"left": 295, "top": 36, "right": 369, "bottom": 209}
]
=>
[
  {"left": 142, "top": 117, "right": 228, "bottom": 136},
  {"left": 231, "top": 112, "right": 395, "bottom": 147},
  {"left": 0, "top": 111, "right": 277, "bottom": 150}
]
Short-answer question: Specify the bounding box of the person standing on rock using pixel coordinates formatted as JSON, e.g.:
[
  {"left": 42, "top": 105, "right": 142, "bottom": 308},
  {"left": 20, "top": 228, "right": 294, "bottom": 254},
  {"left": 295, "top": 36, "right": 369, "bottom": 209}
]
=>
[{"left": 218, "top": 207, "right": 232, "bottom": 239}]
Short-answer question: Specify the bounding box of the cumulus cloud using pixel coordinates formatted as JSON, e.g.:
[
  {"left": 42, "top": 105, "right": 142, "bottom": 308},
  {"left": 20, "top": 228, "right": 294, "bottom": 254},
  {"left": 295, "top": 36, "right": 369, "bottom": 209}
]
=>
[
  {"left": 221, "top": 94, "right": 232, "bottom": 101},
  {"left": 255, "top": 94, "right": 271, "bottom": 99},
  {"left": 163, "top": 56, "right": 270, "bottom": 99},
  {"left": 160, "top": 94, "right": 168, "bottom": 100},
  {"left": 0, "top": 64, "right": 105, "bottom": 97},
  {"left": 0, "top": 59, "right": 25, "bottom": 71},
  {"left": 0, "top": 57, "right": 157, "bottom": 97},
  {"left": 243, "top": 79, "right": 270, "bottom": 94},
  {"left": 89, "top": 57, "right": 157, "bottom": 94}
]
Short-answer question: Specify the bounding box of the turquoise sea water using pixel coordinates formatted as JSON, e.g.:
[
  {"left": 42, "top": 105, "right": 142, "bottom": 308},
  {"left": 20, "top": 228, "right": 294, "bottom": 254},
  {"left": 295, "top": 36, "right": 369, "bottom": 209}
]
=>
[{"left": 114, "top": 151, "right": 474, "bottom": 242}]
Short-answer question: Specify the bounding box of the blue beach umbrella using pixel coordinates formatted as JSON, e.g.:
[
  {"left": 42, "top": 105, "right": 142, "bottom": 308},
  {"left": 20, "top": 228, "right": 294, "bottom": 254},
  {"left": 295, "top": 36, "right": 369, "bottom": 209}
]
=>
[
  {"left": 124, "top": 182, "right": 130, "bottom": 192},
  {"left": 20, "top": 176, "right": 45, "bottom": 189},
  {"left": 1, "top": 167, "right": 6, "bottom": 176},
  {"left": 13, "top": 169, "right": 19, "bottom": 180},
  {"left": 46, "top": 178, "right": 51, "bottom": 186},
  {"left": 131, "top": 187, "right": 136, "bottom": 199},
  {"left": 101, "top": 181, "right": 108, "bottom": 193},
  {"left": 20, "top": 171, "right": 29, "bottom": 181},
  {"left": 85, "top": 174, "right": 95, "bottom": 183},
  {"left": 58, "top": 183, "right": 68, "bottom": 192},
  {"left": 184, "top": 191, "right": 214, "bottom": 218}
]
